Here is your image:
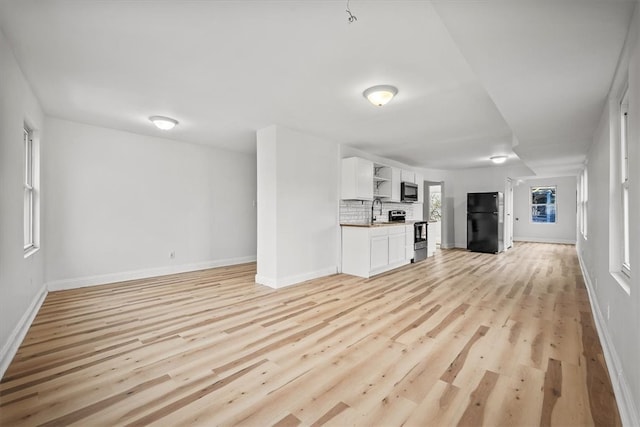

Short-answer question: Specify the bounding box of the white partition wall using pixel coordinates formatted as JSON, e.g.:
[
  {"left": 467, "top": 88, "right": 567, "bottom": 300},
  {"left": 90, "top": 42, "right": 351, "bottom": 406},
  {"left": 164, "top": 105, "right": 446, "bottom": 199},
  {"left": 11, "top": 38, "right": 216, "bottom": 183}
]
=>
[{"left": 256, "top": 125, "right": 339, "bottom": 288}]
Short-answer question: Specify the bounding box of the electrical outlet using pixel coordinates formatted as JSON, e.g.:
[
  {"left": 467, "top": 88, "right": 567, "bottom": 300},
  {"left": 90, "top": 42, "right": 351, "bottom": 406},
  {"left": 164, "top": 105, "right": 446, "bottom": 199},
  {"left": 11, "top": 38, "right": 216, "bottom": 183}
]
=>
[
  {"left": 170, "top": 251, "right": 175, "bottom": 259},
  {"left": 607, "top": 304, "right": 610, "bottom": 320}
]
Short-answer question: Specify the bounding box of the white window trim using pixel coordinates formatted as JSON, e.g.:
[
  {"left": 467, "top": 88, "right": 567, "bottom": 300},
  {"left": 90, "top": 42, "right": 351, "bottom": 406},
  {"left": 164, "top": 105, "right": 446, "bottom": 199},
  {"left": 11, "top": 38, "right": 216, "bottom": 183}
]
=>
[
  {"left": 23, "top": 125, "right": 39, "bottom": 258},
  {"left": 578, "top": 168, "right": 588, "bottom": 239},
  {"left": 612, "top": 271, "right": 631, "bottom": 296},
  {"left": 583, "top": 168, "right": 588, "bottom": 239},
  {"left": 620, "top": 88, "right": 630, "bottom": 277}
]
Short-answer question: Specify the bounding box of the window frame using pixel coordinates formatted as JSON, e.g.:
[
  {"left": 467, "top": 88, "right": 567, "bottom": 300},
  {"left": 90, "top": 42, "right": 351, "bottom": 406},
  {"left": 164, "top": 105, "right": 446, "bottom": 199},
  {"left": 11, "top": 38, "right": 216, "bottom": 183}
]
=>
[
  {"left": 579, "top": 168, "right": 588, "bottom": 239},
  {"left": 620, "top": 88, "right": 630, "bottom": 277},
  {"left": 23, "top": 124, "right": 39, "bottom": 257},
  {"left": 530, "top": 185, "right": 557, "bottom": 224}
]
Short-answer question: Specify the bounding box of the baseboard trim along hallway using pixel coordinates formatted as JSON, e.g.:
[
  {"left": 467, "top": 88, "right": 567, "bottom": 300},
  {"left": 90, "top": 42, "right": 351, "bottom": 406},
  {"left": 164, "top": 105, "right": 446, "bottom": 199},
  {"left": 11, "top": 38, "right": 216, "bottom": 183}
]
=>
[
  {"left": 577, "top": 253, "right": 640, "bottom": 427},
  {"left": 0, "top": 283, "right": 47, "bottom": 380}
]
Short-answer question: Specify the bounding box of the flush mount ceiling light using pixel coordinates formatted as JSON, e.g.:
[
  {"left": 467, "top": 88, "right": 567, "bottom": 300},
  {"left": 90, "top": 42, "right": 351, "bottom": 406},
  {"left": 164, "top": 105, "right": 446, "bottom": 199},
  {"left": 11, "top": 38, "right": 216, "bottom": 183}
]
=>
[
  {"left": 363, "top": 85, "right": 398, "bottom": 107},
  {"left": 149, "top": 116, "right": 178, "bottom": 130},
  {"left": 490, "top": 155, "right": 508, "bottom": 164}
]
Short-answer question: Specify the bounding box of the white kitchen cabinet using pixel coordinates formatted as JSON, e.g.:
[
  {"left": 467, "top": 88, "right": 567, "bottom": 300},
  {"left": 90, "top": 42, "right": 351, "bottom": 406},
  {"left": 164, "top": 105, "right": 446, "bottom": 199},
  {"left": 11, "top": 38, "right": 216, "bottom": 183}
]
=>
[
  {"left": 405, "top": 224, "right": 414, "bottom": 261},
  {"left": 427, "top": 225, "right": 437, "bottom": 257},
  {"left": 341, "top": 157, "right": 373, "bottom": 200},
  {"left": 415, "top": 172, "right": 424, "bottom": 203},
  {"left": 388, "top": 228, "right": 406, "bottom": 265},
  {"left": 342, "top": 225, "right": 410, "bottom": 278},
  {"left": 370, "top": 235, "right": 389, "bottom": 271},
  {"left": 373, "top": 163, "right": 392, "bottom": 199},
  {"left": 401, "top": 170, "right": 415, "bottom": 184},
  {"left": 389, "top": 167, "right": 401, "bottom": 202}
]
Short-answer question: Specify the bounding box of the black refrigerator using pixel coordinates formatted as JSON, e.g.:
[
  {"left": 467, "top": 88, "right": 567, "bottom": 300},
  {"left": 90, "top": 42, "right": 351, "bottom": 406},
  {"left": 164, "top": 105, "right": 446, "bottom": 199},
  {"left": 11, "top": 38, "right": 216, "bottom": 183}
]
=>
[{"left": 467, "top": 192, "right": 504, "bottom": 253}]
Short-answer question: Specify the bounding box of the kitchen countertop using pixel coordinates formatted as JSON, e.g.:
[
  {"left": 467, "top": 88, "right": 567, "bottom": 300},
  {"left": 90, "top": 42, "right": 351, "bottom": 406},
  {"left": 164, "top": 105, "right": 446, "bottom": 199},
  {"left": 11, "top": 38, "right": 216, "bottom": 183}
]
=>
[{"left": 340, "top": 221, "right": 422, "bottom": 228}]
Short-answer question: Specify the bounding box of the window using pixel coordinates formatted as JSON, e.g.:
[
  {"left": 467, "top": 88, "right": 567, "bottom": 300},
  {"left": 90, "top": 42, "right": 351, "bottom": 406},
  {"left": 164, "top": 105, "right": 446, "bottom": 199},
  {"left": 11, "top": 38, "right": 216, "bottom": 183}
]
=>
[
  {"left": 23, "top": 125, "right": 37, "bottom": 253},
  {"left": 531, "top": 186, "right": 556, "bottom": 223},
  {"left": 620, "top": 89, "right": 630, "bottom": 276},
  {"left": 579, "top": 169, "right": 588, "bottom": 238}
]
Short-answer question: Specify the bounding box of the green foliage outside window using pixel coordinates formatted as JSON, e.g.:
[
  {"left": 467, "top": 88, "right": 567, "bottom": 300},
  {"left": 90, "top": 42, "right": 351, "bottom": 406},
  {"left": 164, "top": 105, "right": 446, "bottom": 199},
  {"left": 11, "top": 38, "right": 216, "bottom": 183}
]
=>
[{"left": 429, "top": 191, "right": 441, "bottom": 222}]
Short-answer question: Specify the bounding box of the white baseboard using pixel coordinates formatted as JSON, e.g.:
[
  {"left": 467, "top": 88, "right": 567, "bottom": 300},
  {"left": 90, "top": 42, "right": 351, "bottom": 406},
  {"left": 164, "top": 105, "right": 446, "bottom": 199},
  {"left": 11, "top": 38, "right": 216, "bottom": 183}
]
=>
[
  {"left": 46, "top": 256, "right": 257, "bottom": 291},
  {"left": 255, "top": 266, "right": 338, "bottom": 289},
  {"left": 577, "top": 253, "right": 640, "bottom": 427},
  {"left": 0, "top": 283, "right": 47, "bottom": 380},
  {"left": 513, "top": 236, "right": 576, "bottom": 245}
]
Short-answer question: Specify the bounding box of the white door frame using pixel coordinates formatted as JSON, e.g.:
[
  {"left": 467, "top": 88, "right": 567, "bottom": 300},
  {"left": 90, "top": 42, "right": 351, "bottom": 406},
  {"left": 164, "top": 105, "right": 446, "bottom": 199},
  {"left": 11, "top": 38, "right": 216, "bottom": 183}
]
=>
[{"left": 505, "top": 178, "right": 514, "bottom": 249}]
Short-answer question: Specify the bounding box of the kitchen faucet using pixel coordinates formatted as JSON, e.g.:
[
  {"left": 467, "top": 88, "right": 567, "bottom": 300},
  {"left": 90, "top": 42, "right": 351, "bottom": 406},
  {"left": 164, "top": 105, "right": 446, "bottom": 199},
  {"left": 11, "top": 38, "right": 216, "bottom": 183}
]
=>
[{"left": 371, "top": 198, "right": 383, "bottom": 223}]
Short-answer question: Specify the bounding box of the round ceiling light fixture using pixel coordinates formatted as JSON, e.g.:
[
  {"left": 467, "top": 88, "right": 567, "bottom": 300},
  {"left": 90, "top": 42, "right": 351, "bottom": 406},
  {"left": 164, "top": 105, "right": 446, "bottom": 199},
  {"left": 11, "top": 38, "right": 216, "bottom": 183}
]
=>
[
  {"left": 363, "top": 85, "right": 398, "bottom": 107},
  {"left": 149, "top": 115, "right": 179, "bottom": 130},
  {"left": 490, "top": 155, "right": 508, "bottom": 164}
]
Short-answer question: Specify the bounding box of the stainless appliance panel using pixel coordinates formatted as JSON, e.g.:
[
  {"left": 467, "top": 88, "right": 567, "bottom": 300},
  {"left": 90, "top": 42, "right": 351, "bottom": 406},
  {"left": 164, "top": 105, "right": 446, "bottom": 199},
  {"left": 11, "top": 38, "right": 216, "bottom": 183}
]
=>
[
  {"left": 412, "top": 221, "right": 428, "bottom": 263},
  {"left": 401, "top": 182, "right": 418, "bottom": 202}
]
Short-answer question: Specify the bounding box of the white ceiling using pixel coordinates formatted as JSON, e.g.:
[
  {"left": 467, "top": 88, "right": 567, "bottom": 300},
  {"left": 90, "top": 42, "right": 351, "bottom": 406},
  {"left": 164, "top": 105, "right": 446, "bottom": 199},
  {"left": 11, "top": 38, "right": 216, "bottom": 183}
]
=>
[{"left": 0, "top": 0, "right": 636, "bottom": 175}]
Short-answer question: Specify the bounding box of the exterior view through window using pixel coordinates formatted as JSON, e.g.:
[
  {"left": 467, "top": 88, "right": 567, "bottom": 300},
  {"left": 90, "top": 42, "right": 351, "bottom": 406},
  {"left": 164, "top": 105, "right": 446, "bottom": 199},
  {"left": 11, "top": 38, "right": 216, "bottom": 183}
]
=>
[
  {"left": 429, "top": 188, "right": 441, "bottom": 222},
  {"left": 531, "top": 186, "right": 556, "bottom": 223}
]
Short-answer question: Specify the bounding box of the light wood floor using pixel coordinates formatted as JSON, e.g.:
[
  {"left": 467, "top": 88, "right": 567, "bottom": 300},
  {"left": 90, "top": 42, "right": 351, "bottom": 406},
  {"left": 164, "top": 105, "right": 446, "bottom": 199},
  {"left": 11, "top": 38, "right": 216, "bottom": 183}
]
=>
[{"left": 0, "top": 243, "right": 620, "bottom": 426}]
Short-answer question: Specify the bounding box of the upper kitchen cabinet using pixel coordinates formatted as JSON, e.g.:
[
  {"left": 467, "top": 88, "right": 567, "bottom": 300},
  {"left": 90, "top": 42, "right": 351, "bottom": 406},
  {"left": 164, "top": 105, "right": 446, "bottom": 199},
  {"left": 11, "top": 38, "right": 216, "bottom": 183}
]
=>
[
  {"left": 341, "top": 157, "right": 373, "bottom": 200},
  {"left": 390, "top": 167, "right": 401, "bottom": 202},
  {"left": 341, "top": 157, "right": 420, "bottom": 203},
  {"left": 401, "top": 170, "right": 415, "bottom": 184},
  {"left": 373, "top": 163, "right": 392, "bottom": 199}
]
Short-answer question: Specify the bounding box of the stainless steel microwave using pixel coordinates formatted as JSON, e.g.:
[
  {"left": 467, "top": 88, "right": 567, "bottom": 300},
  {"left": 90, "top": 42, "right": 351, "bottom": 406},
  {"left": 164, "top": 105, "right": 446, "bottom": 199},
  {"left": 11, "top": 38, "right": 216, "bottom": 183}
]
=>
[{"left": 401, "top": 182, "right": 418, "bottom": 202}]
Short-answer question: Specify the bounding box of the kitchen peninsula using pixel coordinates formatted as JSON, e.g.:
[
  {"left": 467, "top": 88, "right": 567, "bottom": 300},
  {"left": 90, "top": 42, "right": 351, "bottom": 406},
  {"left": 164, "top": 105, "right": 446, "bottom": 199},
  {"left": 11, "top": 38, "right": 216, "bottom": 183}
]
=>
[
  {"left": 341, "top": 222, "right": 414, "bottom": 278},
  {"left": 340, "top": 156, "right": 427, "bottom": 278}
]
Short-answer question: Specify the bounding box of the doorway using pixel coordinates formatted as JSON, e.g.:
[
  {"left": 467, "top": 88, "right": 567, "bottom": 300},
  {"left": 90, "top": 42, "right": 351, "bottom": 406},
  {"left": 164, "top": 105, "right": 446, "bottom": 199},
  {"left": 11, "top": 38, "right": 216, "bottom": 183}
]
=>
[
  {"left": 505, "top": 178, "right": 514, "bottom": 249},
  {"left": 424, "top": 181, "right": 442, "bottom": 255}
]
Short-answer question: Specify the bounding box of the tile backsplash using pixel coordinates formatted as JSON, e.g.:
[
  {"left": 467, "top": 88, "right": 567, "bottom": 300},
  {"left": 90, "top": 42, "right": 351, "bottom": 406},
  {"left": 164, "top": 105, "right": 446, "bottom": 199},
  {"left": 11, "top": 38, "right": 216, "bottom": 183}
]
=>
[{"left": 340, "top": 200, "right": 416, "bottom": 224}]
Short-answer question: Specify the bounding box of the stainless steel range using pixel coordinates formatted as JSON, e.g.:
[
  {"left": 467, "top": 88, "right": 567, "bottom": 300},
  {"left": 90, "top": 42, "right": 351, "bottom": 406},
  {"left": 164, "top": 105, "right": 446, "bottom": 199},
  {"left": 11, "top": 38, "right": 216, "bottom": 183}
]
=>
[
  {"left": 387, "top": 210, "right": 428, "bottom": 263},
  {"left": 388, "top": 210, "right": 406, "bottom": 222},
  {"left": 412, "top": 221, "right": 428, "bottom": 263}
]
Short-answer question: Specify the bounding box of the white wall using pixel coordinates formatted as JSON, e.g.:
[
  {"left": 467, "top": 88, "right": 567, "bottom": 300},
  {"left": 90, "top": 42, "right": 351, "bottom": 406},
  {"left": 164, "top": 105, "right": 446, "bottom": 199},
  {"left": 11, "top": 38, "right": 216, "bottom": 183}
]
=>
[
  {"left": 43, "top": 118, "right": 257, "bottom": 290},
  {"left": 449, "top": 164, "right": 535, "bottom": 248},
  {"left": 578, "top": 5, "right": 640, "bottom": 425},
  {"left": 0, "top": 28, "right": 46, "bottom": 378},
  {"left": 256, "top": 126, "right": 277, "bottom": 282},
  {"left": 256, "top": 125, "right": 339, "bottom": 288},
  {"left": 513, "top": 176, "right": 577, "bottom": 244}
]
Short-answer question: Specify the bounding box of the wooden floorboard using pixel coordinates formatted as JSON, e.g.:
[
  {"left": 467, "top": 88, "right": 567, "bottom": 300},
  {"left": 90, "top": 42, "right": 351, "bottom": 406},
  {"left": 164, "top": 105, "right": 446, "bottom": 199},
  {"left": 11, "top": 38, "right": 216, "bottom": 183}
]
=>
[{"left": 0, "top": 243, "right": 621, "bottom": 426}]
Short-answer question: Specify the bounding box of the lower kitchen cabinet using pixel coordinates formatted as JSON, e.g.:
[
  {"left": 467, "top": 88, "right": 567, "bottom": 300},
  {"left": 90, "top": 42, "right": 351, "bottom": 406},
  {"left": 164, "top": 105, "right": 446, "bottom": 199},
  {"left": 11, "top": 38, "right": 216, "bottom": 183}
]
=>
[
  {"left": 405, "top": 224, "right": 414, "bottom": 262},
  {"left": 341, "top": 225, "right": 410, "bottom": 278},
  {"left": 370, "top": 234, "right": 389, "bottom": 271},
  {"left": 388, "top": 228, "right": 406, "bottom": 265}
]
